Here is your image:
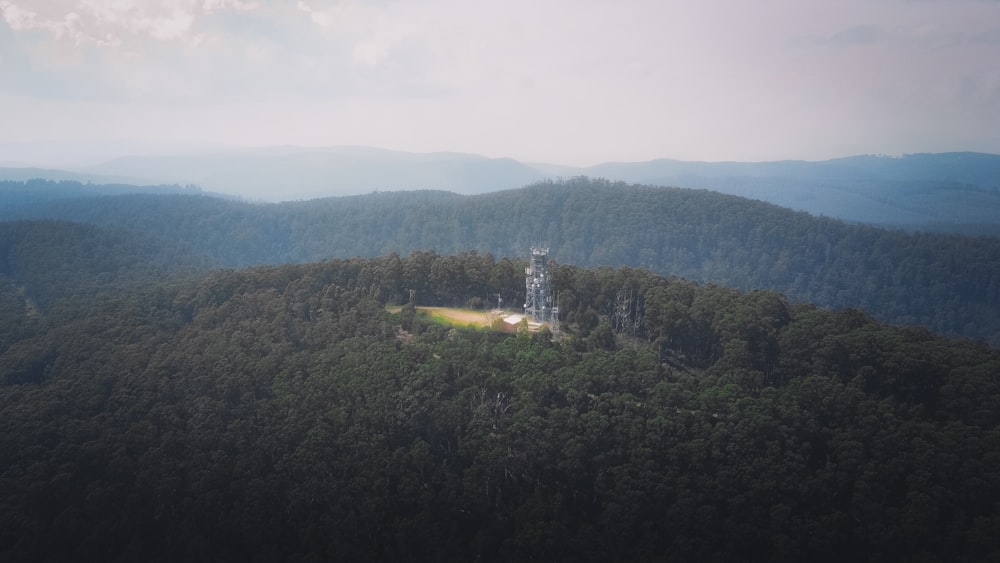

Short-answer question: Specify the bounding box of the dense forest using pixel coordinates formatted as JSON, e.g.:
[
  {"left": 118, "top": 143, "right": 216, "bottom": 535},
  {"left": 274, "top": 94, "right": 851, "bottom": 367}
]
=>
[
  {"left": 2, "top": 248, "right": 1000, "bottom": 561},
  {"left": 3, "top": 178, "right": 1000, "bottom": 346},
  {"left": 0, "top": 220, "right": 214, "bottom": 311}
]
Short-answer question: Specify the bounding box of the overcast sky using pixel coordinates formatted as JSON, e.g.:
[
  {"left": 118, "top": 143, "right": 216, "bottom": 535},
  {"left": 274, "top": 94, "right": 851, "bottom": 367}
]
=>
[{"left": 2, "top": 0, "right": 1000, "bottom": 166}]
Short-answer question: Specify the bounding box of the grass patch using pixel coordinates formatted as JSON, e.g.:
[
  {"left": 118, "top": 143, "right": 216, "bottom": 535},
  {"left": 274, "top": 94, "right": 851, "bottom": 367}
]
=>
[
  {"left": 386, "top": 305, "right": 497, "bottom": 328},
  {"left": 422, "top": 307, "right": 494, "bottom": 328}
]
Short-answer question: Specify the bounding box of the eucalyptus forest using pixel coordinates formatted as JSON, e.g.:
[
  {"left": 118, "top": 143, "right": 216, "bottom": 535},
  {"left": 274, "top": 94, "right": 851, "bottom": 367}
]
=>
[{"left": 2, "top": 179, "right": 1000, "bottom": 561}]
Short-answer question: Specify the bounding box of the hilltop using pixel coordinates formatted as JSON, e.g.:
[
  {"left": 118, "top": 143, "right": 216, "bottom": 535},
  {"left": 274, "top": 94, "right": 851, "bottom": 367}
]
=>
[{"left": 4, "top": 178, "right": 999, "bottom": 346}]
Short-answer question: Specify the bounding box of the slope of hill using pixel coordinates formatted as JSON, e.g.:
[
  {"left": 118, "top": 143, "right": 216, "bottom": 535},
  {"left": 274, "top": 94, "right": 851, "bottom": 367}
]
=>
[
  {"left": 3, "top": 178, "right": 999, "bottom": 346},
  {"left": 0, "top": 220, "right": 216, "bottom": 313},
  {"left": 1, "top": 252, "right": 999, "bottom": 561}
]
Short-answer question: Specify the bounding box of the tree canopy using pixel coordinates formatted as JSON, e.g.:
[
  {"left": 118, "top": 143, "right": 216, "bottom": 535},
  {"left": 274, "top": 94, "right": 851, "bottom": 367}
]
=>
[{"left": 1, "top": 250, "right": 998, "bottom": 561}]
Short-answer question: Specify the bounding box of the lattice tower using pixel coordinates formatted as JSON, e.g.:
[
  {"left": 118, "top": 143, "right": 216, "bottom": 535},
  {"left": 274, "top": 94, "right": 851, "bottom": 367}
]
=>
[{"left": 524, "top": 247, "right": 554, "bottom": 323}]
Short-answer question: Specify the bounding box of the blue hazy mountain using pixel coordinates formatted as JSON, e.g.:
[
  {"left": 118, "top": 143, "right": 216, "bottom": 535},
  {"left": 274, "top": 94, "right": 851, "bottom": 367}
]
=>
[
  {"left": 0, "top": 167, "right": 157, "bottom": 186},
  {"left": 578, "top": 152, "right": 1000, "bottom": 233},
  {"left": 5, "top": 147, "right": 1000, "bottom": 234},
  {"left": 83, "top": 146, "right": 547, "bottom": 201}
]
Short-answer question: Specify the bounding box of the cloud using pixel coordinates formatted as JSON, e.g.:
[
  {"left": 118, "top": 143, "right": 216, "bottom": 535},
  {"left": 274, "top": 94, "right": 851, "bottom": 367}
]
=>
[
  {"left": 794, "top": 22, "right": 971, "bottom": 50},
  {"left": 0, "top": 0, "right": 255, "bottom": 46},
  {"left": 1, "top": 0, "right": 645, "bottom": 105},
  {"left": 829, "top": 24, "right": 885, "bottom": 46},
  {"left": 3, "top": 0, "right": 1000, "bottom": 165},
  {"left": 0, "top": 0, "right": 324, "bottom": 104},
  {"left": 971, "top": 28, "right": 1000, "bottom": 44},
  {"left": 0, "top": 0, "right": 117, "bottom": 46},
  {"left": 296, "top": 1, "right": 421, "bottom": 69},
  {"left": 296, "top": 0, "right": 343, "bottom": 28}
]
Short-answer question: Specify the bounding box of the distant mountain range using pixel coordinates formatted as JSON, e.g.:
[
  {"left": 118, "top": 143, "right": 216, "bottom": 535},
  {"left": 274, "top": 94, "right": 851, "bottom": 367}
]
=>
[
  {"left": 81, "top": 146, "right": 543, "bottom": 201},
  {"left": 581, "top": 152, "right": 1000, "bottom": 234},
  {"left": 2, "top": 146, "right": 1000, "bottom": 234},
  {"left": 0, "top": 167, "right": 153, "bottom": 186}
]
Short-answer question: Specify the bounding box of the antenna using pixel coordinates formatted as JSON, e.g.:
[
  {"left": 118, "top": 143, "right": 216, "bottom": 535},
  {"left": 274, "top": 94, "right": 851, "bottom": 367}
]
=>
[{"left": 524, "top": 246, "right": 553, "bottom": 323}]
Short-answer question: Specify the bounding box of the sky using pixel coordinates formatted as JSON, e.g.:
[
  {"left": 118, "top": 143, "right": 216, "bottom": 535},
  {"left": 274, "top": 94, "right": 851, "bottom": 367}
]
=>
[{"left": 2, "top": 0, "right": 1000, "bottom": 167}]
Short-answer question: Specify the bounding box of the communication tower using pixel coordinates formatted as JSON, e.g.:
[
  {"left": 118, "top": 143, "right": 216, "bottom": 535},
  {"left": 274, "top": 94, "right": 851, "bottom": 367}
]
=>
[{"left": 524, "top": 247, "right": 557, "bottom": 324}]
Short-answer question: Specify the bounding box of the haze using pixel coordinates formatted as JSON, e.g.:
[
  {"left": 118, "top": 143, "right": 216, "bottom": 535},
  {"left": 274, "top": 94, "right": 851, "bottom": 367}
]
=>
[{"left": 2, "top": 0, "right": 1000, "bottom": 167}]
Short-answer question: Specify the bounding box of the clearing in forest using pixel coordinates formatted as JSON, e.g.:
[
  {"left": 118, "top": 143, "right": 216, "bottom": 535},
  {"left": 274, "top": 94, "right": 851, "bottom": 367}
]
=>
[
  {"left": 422, "top": 307, "right": 497, "bottom": 327},
  {"left": 386, "top": 306, "right": 499, "bottom": 328}
]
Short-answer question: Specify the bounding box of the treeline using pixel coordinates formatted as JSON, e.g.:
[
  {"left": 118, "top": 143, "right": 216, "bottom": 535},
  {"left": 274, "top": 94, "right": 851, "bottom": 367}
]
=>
[
  {"left": 4, "top": 178, "right": 1000, "bottom": 345},
  {"left": 1, "top": 251, "right": 999, "bottom": 561}
]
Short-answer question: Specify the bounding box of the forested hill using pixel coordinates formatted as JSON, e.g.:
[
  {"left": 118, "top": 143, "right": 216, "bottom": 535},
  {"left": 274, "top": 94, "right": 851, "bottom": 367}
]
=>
[
  {"left": 2, "top": 252, "right": 999, "bottom": 561},
  {"left": 4, "top": 177, "right": 1000, "bottom": 345},
  {"left": 579, "top": 152, "right": 1000, "bottom": 235},
  {"left": 10, "top": 148, "right": 1000, "bottom": 234}
]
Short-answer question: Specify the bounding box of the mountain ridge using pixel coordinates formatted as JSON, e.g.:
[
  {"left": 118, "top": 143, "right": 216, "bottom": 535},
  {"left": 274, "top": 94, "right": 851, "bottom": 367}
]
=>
[{"left": 4, "top": 146, "right": 999, "bottom": 234}]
